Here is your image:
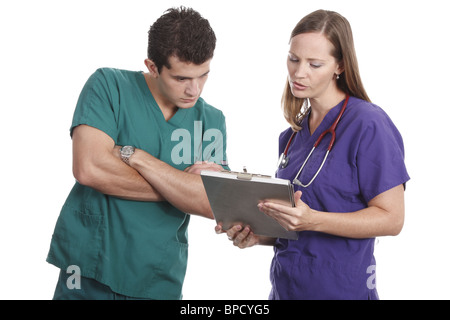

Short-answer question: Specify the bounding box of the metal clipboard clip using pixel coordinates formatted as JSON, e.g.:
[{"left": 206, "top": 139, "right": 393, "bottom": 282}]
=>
[{"left": 234, "top": 167, "right": 271, "bottom": 181}]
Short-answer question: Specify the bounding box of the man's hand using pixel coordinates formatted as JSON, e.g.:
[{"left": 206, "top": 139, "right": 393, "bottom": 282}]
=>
[{"left": 184, "top": 161, "right": 224, "bottom": 174}]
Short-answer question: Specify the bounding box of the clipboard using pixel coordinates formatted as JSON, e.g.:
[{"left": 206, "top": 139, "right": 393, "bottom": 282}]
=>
[{"left": 201, "top": 169, "right": 298, "bottom": 240}]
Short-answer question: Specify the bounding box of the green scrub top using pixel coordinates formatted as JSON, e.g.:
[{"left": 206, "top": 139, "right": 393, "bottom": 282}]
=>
[{"left": 46, "top": 68, "right": 228, "bottom": 299}]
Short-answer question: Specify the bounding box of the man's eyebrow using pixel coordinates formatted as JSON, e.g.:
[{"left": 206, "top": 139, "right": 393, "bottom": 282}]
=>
[{"left": 172, "top": 70, "right": 210, "bottom": 79}]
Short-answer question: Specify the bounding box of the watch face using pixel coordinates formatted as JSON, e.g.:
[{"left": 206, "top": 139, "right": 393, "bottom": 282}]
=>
[{"left": 122, "top": 146, "right": 134, "bottom": 156}]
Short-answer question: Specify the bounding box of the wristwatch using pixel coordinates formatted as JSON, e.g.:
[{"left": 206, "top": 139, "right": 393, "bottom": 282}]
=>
[{"left": 120, "top": 146, "right": 135, "bottom": 165}]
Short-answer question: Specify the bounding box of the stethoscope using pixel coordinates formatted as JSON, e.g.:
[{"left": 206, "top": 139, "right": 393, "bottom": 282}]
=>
[{"left": 277, "top": 94, "right": 349, "bottom": 187}]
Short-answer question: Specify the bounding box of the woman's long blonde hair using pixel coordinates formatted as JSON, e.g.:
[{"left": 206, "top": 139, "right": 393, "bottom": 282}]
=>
[{"left": 282, "top": 10, "right": 370, "bottom": 131}]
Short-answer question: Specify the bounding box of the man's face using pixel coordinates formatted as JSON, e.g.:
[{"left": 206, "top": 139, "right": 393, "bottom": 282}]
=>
[{"left": 152, "top": 55, "right": 211, "bottom": 111}]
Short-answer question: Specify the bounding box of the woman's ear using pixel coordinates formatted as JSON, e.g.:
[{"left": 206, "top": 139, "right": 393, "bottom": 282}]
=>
[{"left": 337, "top": 61, "right": 345, "bottom": 76}]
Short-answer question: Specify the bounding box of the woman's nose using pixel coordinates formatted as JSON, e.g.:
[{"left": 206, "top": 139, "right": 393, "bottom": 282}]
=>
[{"left": 294, "top": 63, "right": 308, "bottom": 79}]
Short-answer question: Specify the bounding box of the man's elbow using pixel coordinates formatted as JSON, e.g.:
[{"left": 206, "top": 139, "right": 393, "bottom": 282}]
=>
[
  {"left": 195, "top": 190, "right": 215, "bottom": 219},
  {"left": 195, "top": 203, "right": 215, "bottom": 220},
  {"left": 204, "top": 208, "right": 215, "bottom": 220},
  {"left": 186, "top": 207, "right": 214, "bottom": 220},
  {"left": 73, "top": 163, "right": 97, "bottom": 188}
]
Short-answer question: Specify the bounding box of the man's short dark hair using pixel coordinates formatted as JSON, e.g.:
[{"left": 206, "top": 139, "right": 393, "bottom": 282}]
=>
[{"left": 147, "top": 6, "right": 216, "bottom": 73}]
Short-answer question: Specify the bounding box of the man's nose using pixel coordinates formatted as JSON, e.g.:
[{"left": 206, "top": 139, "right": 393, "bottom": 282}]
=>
[{"left": 185, "top": 80, "right": 200, "bottom": 97}]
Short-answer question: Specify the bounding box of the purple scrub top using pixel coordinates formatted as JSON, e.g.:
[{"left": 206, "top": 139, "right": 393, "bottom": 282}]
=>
[{"left": 272, "top": 96, "right": 410, "bottom": 300}]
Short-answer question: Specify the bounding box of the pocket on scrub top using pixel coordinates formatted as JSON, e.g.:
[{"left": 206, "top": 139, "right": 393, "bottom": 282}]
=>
[
  {"left": 147, "top": 240, "right": 189, "bottom": 298},
  {"left": 290, "top": 256, "right": 361, "bottom": 299},
  {"left": 318, "top": 157, "right": 360, "bottom": 203},
  {"left": 51, "top": 205, "right": 104, "bottom": 266}
]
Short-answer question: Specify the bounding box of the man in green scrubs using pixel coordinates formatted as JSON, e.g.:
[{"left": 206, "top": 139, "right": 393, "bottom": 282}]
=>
[{"left": 47, "top": 7, "right": 228, "bottom": 300}]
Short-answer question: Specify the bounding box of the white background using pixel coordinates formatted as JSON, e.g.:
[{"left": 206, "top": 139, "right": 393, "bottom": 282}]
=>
[{"left": 1, "top": 0, "right": 449, "bottom": 300}]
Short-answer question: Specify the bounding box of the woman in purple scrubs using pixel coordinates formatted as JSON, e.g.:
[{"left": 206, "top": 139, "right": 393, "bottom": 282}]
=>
[{"left": 216, "top": 10, "right": 409, "bottom": 300}]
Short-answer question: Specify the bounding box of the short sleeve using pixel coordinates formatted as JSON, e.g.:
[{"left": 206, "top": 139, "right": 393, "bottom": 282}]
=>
[
  {"left": 356, "top": 110, "right": 410, "bottom": 203},
  {"left": 70, "top": 69, "right": 119, "bottom": 142}
]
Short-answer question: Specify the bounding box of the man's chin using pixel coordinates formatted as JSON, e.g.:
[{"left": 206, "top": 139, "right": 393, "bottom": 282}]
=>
[{"left": 178, "top": 99, "right": 198, "bottom": 108}]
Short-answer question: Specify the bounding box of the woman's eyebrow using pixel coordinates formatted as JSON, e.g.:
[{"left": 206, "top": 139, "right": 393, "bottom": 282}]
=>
[{"left": 288, "top": 52, "right": 327, "bottom": 62}]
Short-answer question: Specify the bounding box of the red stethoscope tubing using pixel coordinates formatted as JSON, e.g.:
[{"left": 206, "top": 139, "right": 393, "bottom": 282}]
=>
[
  {"left": 278, "top": 95, "right": 349, "bottom": 187},
  {"left": 315, "top": 94, "right": 349, "bottom": 151}
]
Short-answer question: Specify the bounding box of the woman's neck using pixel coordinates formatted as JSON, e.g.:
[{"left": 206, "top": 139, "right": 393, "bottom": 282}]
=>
[{"left": 308, "top": 90, "right": 346, "bottom": 134}]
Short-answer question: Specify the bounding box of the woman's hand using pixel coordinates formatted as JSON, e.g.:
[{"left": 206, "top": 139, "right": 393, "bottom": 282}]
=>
[
  {"left": 257, "top": 191, "right": 317, "bottom": 232},
  {"left": 258, "top": 186, "right": 405, "bottom": 238}
]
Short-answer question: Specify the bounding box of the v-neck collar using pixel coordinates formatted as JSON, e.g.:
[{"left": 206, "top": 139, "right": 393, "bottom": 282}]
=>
[
  {"left": 136, "top": 72, "right": 188, "bottom": 127},
  {"left": 300, "top": 97, "right": 347, "bottom": 143}
]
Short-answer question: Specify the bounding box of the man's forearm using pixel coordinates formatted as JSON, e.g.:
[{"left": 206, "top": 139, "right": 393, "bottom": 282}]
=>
[
  {"left": 75, "top": 154, "right": 164, "bottom": 202},
  {"left": 129, "top": 149, "right": 218, "bottom": 218},
  {"left": 72, "top": 125, "right": 164, "bottom": 202}
]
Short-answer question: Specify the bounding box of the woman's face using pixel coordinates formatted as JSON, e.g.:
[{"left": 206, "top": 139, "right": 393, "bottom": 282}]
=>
[{"left": 287, "top": 32, "right": 342, "bottom": 101}]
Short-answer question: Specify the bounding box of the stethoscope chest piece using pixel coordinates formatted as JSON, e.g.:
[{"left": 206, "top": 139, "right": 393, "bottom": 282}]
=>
[{"left": 277, "top": 153, "right": 289, "bottom": 169}]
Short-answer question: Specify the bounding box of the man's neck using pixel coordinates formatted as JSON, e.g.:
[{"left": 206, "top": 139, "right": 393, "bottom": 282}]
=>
[{"left": 143, "top": 72, "right": 178, "bottom": 121}]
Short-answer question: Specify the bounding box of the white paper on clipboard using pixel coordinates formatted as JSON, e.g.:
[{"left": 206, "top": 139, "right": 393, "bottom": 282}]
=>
[{"left": 201, "top": 170, "right": 298, "bottom": 240}]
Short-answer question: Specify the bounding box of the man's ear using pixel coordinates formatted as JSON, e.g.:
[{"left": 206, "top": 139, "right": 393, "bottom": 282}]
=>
[{"left": 144, "top": 59, "right": 159, "bottom": 77}]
